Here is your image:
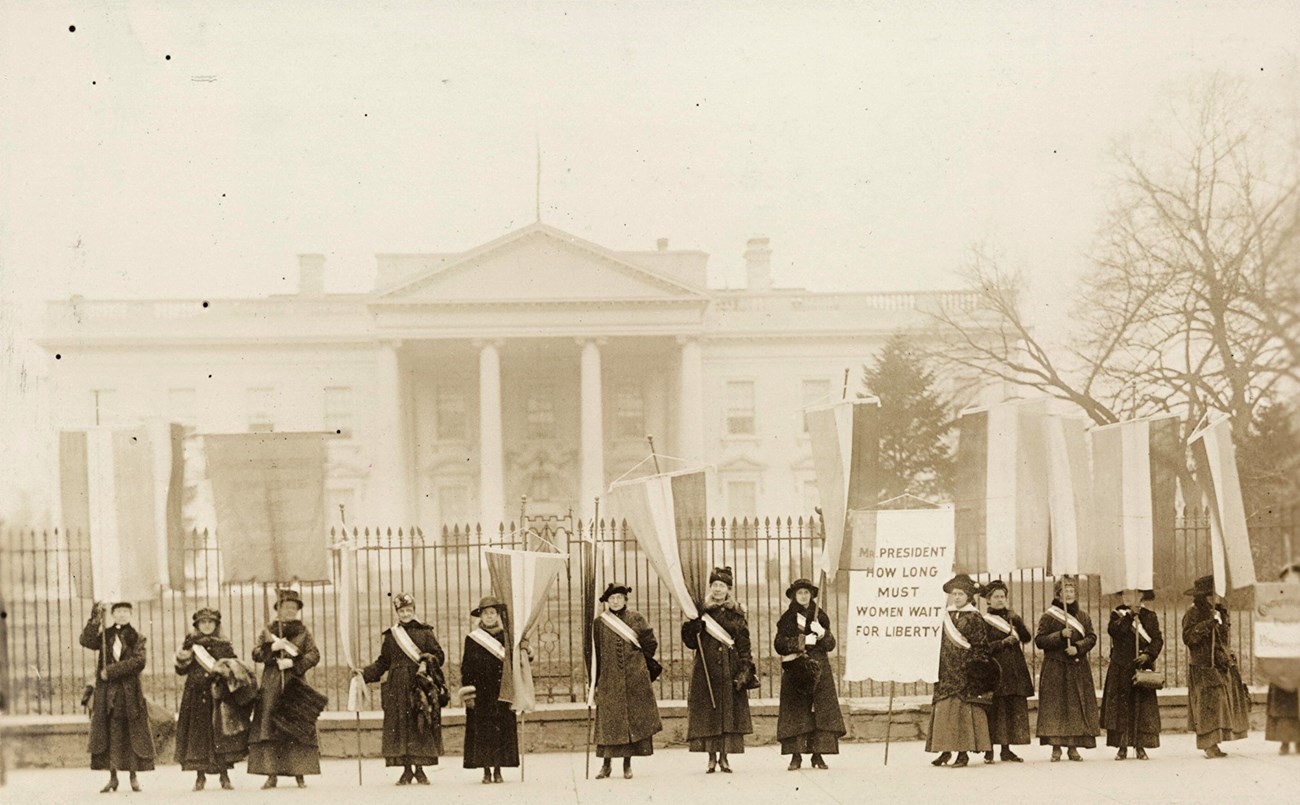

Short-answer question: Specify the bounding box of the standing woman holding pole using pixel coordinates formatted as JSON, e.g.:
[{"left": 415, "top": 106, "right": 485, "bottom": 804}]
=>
[{"left": 682, "top": 566, "right": 755, "bottom": 774}]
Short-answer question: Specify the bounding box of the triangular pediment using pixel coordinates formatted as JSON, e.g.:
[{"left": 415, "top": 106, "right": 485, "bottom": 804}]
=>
[{"left": 374, "top": 224, "right": 708, "bottom": 304}]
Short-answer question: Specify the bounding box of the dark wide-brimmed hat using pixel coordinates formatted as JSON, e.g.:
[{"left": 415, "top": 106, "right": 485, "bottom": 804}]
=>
[
  {"left": 191, "top": 607, "right": 221, "bottom": 626},
  {"left": 709, "top": 566, "right": 734, "bottom": 587},
  {"left": 982, "top": 579, "right": 1009, "bottom": 597},
  {"left": 273, "top": 589, "right": 304, "bottom": 610},
  {"left": 785, "top": 578, "right": 819, "bottom": 600},
  {"left": 599, "top": 583, "right": 632, "bottom": 602},
  {"left": 942, "top": 573, "right": 978, "bottom": 598},
  {"left": 1185, "top": 575, "right": 1216, "bottom": 597},
  {"left": 391, "top": 592, "right": 416, "bottom": 611},
  {"left": 471, "top": 596, "right": 507, "bottom": 617},
  {"left": 1280, "top": 562, "right": 1300, "bottom": 580}
]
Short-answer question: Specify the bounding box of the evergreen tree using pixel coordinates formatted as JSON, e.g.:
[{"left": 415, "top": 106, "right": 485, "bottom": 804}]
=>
[{"left": 861, "top": 333, "right": 955, "bottom": 501}]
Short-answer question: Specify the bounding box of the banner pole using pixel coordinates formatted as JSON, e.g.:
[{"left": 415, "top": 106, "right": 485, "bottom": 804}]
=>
[{"left": 883, "top": 681, "right": 895, "bottom": 766}]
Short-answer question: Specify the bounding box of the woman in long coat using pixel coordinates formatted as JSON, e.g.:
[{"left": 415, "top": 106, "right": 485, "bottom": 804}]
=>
[
  {"left": 1101, "top": 589, "right": 1163, "bottom": 759},
  {"left": 592, "top": 583, "right": 663, "bottom": 780},
  {"left": 1266, "top": 563, "right": 1300, "bottom": 755},
  {"left": 1034, "top": 575, "right": 1099, "bottom": 761},
  {"left": 1183, "top": 575, "right": 1250, "bottom": 758},
  {"left": 980, "top": 579, "right": 1033, "bottom": 763},
  {"left": 358, "top": 593, "right": 446, "bottom": 785},
  {"left": 460, "top": 596, "right": 519, "bottom": 783},
  {"left": 682, "top": 566, "right": 754, "bottom": 773},
  {"left": 774, "top": 578, "right": 845, "bottom": 770},
  {"left": 80, "top": 601, "right": 156, "bottom": 792},
  {"left": 174, "top": 608, "right": 242, "bottom": 790},
  {"left": 248, "top": 589, "right": 323, "bottom": 788},
  {"left": 927, "top": 574, "right": 993, "bottom": 768}
]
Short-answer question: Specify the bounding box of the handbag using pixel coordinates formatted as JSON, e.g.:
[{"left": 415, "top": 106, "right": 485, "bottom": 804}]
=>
[{"left": 1132, "top": 669, "right": 1165, "bottom": 690}]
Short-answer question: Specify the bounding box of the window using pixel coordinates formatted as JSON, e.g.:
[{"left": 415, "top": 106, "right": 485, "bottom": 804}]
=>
[
  {"left": 90, "top": 389, "right": 117, "bottom": 426},
  {"left": 726, "top": 480, "right": 758, "bottom": 519},
  {"left": 801, "top": 379, "right": 831, "bottom": 432},
  {"left": 246, "top": 387, "right": 274, "bottom": 433},
  {"left": 526, "top": 388, "right": 556, "bottom": 440},
  {"left": 613, "top": 385, "right": 645, "bottom": 440},
  {"left": 323, "top": 387, "right": 353, "bottom": 437},
  {"left": 435, "top": 385, "right": 467, "bottom": 441},
  {"left": 725, "top": 380, "right": 756, "bottom": 435},
  {"left": 438, "top": 485, "right": 470, "bottom": 526},
  {"left": 167, "top": 388, "right": 197, "bottom": 427}
]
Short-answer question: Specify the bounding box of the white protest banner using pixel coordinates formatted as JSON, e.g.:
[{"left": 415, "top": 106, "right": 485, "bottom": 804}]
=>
[{"left": 843, "top": 507, "right": 955, "bottom": 683}]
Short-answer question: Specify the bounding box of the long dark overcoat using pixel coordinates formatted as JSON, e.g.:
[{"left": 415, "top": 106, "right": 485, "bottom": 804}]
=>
[
  {"left": 774, "top": 604, "right": 845, "bottom": 742},
  {"left": 1182, "top": 600, "right": 1250, "bottom": 748},
  {"left": 459, "top": 630, "right": 520, "bottom": 769},
  {"left": 1033, "top": 601, "right": 1099, "bottom": 746},
  {"left": 1100, "top": 606, "right": 1163, "bottom": 747},
  {"left": 593, "top": 609, "right": 663, "bottom": 750},
  {"left": 174, "top": 633, "right": 243, "bottom": 771},
  {"left": 80, "top": 618, "right": 156, "bottom": 771},
  {"left": 682, "top": 601, "right": 754, "bottom": 746},
  {"left": 248, "top": 620, "right": 322, "bottom": 775},
  {"left": 361, "top": 621, "right": 446, "bottom": 765},
  {"left": 984, "top": 608, "right": 1034, "bottom": 698}
]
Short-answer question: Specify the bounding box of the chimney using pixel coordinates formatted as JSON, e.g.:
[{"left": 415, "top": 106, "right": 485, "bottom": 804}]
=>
[
  {"left": 656, "top": 237, "right": 670, "bottom": 251},
  {"left": 744, "top": 237, "right": 772, "bottom": 291},
  {"left": 297, "top": 254, "right": 325, "bottom": 295}
]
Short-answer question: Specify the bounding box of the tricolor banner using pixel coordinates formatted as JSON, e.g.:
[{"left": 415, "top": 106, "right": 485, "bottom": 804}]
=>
[
  {"left": 1089, "top": 415, "right": 1181, "bottom": 594},
  {"left": 485, "top": 547, "right": 568, "bottom": 714},
  {"left": 59, "top": 424, "right": 186, "bottom": 602},
  {"left": 805, "top": 399, "right": 882, "bottom": 579},
  {"left": 1189, "top": 414, "right": 1257, "bottom": 595},
  {"left": 953, "top": 402, "right": 1050, "bottom": 575},
  {"left": 606, "top": 468, "right": 709, "bottom": 618}
]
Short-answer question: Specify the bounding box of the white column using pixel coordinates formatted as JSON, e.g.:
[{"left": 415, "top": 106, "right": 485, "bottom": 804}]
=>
[
  {"left": 375, "top": 340, "right": 412, "bottom": 525},
  {"left": 578, "top": 338, "right": 605, "bottom": 514},
  {"left": 677, "top": 335, "right": 705, "bottom": 462},
  {"left": 478, "top": 340, "right": 505, "bottom": 528}
]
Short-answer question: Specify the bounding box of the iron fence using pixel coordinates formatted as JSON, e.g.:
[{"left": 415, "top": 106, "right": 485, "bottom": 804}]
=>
[{"left": 1, "top": 508, "right": 1293, "bottom": 716}]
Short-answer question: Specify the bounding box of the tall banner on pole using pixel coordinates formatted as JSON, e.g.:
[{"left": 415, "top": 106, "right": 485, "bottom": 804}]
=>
[{"left": 805, "top": 399, "right": 882, "bottom": 579}]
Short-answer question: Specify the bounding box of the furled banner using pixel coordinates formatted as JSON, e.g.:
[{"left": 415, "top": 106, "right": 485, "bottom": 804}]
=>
[
  {"left": 1189, "top": 415, "right": 1257, "bottom": 595},
  {"left": 805, "top": 398, "right": 882, "bottom": 579},
  {"left": 205, "top": 432, "right": 329, "bottom": 583},
  {"left": 953, "top": 402, "right": 1050, "bottom": 575},
  {"left": 1253, "top": 582, "right": 1300, "bottom": 692},
  {"left": 1089, "top": 414, "right": 1181, "bottom": 594},
  {"left": 60, "top": 424, "right": 185, "bottom": 601},
  {"left": 843, "top": 507, "right": 955, "bottom": 682},
  {"left": 606, "top": 468, "right": 709, "bottom": 618},
  {"left": 485, "top": 547, "right": 569, "bottom": 714}
]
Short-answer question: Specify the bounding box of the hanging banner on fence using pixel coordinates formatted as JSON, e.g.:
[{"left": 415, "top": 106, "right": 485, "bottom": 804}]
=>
[
  {"left": 1189, "top": 414, "right": 1257, "bottom": 595},
  {"left": 843, "top": 507, "right": 955, "bottom": 683},
  {"left": 805, "top": 398, "right": 883, "bottom": 580},
  {"left": 205, "top": 432, "right": 329, "bottom": 583},
  {"left": 59, "top": 425, "right": 185, "bottom": 601},
  {"left": 1254, "top": 582, "right": 1300, "bottom": 692}
]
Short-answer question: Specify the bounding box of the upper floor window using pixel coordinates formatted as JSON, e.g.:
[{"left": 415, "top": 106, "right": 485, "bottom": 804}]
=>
[{"left": 725, "top": 380, "right": 756, "bottom": 436}]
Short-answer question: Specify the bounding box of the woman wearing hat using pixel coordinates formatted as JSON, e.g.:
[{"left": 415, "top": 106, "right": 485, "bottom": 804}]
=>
[
  {"left": 927, "top": 574, "right": 993, "bottom": 768},
  {"left": 979, "top": 579, "right": 1033, "bottom": 763},
  {"left": 174, "top": 608, "right": 242, "bottom": 790},
  {"left": 592, "top": 583, "right": 663, "bottom": 780},
  {"left": 1101, "top": 589, "right": 1163, "bottom": 760},
  {"left": 774, "top": 578, "right": 845, "bottom": 770},
  {"left": 460, "top": 596, "right": 519, "bottom": 783},
  {"left": 681, "top": 566, "right": 754, "bottom": 773},
  {"left": 356, "top": 593, "right": 447, "bottom": 785},
  {"left": 1182, "top": 574, "right": 1250, "bottom": 758},
  {"left": 1266, "top": 562, "right": 1300, "bottom": 755},
  {"left": 248, "top": 589, "right": 323, "bottom": 788},
  {"left": 80, "top": 601, "right": 156, "bottom": 792},
  {"left": 1033, "top": 575, "right": 1099, "bottom": 761}
]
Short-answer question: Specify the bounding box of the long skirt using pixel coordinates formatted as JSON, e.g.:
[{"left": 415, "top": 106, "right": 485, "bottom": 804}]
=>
[
  {"left": 986, "top": 695, "right": 1031, "bottom": 746},
  {"left": 925, "top": 696, "right": 991, "bottom": 753},
  {"left": 246, "top": 740, "right": 321, "bottom": 777},
  {"left": 688, "top": 734, "right": 746, "bottom": 754},
  {"left": 1265, "top": 685, "right": 1300, "bottom": 744},
  {"left": 597, "top": 736, "right": 655, "bottom": 758},
  {"left": 779, "top": 731, "right": 840, "bottom": 755},
  {"left": 92, "top": 707, "right": 151, "bottom": 772}
]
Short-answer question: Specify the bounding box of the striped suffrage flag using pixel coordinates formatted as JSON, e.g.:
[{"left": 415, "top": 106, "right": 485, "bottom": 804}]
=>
[
  {"left": 485, "top": 547, "right": 568, "bottom": 714},
  {"left": 805, "top": 398, "right": 882, "bottom": 579},
  {"left": 1189, "top": 414, "right": 1256, "bottom": 595},
  {"left": 1039, "top": 411, "right": 1096, "bottom": 575},
  {"left": 59, "top": 423, "right": 186, "bottom": 602},
  {"left": 1089, "top": 415, "right": 1181, "bottom": 594},
  {"left": 606, "top": 468, "right": 709, "bottom": 618},
  {"left": 953, "top": 402, "right": 1050, "bottom": 575}
]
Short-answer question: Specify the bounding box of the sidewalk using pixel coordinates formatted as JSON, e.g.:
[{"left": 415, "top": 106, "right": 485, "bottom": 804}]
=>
[{"left": 3, "top": 733, "right": 1295, "bottom": 804}]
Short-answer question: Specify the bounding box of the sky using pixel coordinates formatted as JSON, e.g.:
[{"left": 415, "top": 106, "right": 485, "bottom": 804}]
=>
[{"left": 1, "top": 1, "right": 1298, "bottom": 517}]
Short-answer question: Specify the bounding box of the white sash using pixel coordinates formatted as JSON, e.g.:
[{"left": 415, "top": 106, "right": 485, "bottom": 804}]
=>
[
  {"left": 982, "top": 613, "right": 1013, "bottom": 635},
  {"left": 599, "top": 612, "right": 642, "bottom": 648},
  {"left": 701, "top": 613, "right": 736, "bottom": 649},
  {"left": 391, "top": 623, "right": 424, "bottom": 664},
  {"left": 1046, "top": 605, "right": 1088, "bottom": 637},
  {"left": 192, "top": 643, "right": 217, "bottom": 673},
  {"left": 942, "top": 609, "right": 972, "bottom": 650},
  {"left": 796, "top": 613, "right": 826, "bottom": 637},
  {"left": 467, "top": 628, "right": 507, "bottom": 662}
]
